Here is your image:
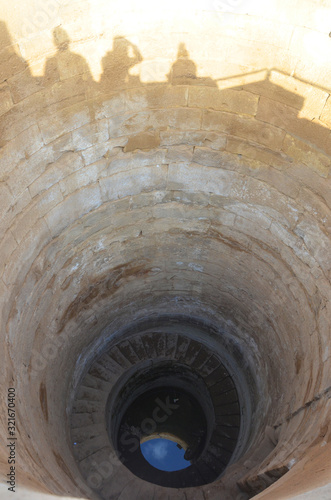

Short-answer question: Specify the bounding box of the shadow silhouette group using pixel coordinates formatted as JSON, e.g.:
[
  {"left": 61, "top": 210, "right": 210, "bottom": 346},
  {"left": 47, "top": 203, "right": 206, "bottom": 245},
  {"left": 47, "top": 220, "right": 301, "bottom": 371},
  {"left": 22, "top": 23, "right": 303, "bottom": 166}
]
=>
[
  {"left": 0, "top": 20, "right": 330, "bottom": 159},
  {"left": 1, "top": 22, "right": 218, "bottom": 95}
]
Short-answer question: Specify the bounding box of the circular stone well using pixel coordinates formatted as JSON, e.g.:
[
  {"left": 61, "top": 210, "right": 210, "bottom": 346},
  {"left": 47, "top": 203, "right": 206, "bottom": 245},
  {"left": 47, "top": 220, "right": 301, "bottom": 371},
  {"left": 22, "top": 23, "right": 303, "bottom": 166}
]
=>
[{"left": 0, "top": 1, "right": 330, "bottom": 499}]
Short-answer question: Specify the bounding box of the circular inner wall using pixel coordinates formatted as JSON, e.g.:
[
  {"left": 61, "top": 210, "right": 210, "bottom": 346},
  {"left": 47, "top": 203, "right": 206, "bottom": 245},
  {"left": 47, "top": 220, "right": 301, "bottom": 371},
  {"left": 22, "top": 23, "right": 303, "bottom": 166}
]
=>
[{"left": 0, "top": 2, "right": 330, "bottom": 499}]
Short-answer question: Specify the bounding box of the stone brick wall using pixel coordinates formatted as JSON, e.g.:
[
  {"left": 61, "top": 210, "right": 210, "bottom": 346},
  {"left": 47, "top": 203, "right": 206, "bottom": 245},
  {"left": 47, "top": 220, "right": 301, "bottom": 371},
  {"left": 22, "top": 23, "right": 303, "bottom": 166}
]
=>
[{"left": 0, "top": 1, "right": 330, "bottom": 498}]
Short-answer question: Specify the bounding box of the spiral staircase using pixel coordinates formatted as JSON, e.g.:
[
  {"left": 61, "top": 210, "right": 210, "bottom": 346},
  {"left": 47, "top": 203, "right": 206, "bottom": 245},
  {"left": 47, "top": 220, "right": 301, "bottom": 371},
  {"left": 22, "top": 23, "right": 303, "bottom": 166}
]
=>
[{"left": 70, "top": 323, "right": 246, "bottom": 499}]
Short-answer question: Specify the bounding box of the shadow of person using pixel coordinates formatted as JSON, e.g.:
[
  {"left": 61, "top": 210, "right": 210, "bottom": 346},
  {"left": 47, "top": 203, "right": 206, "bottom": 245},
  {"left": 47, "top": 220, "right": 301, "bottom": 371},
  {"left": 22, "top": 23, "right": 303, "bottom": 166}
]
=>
[
  {"left": 100, "top": 36, "right": 143, "bottom": 91},
  {"left": 0, "top": 20, "right": 29, "bottom": 85},
  {"left": 44, "top": 26, "right": 93, "bottom": 84},
  {"left": 168, "top": 43, "right": 217, "bottom": 87}
]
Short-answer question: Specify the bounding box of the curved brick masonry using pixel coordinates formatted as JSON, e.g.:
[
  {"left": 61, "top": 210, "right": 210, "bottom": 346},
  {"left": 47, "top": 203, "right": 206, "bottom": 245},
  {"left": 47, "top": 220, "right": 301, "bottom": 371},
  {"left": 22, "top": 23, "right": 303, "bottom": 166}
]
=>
[{"left": 0, "top": 1, "right": 330, "bottom": 499}]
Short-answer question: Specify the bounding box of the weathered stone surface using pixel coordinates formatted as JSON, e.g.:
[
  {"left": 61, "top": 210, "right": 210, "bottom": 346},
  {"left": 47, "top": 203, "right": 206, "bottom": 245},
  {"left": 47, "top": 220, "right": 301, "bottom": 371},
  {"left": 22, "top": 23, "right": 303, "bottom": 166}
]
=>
[
  {"left": 239, "top": 70, "right": 329, "bottom": 119},
  {"left": 167, "top": 162, "right": 245, "bottom": 197},
  {"left": 282, "top": 135, "right": 330, "bottom": 178},
  {"left": 71, "top": 119, "right": 109, "bottom": 151},
  {"left": 94, "top": 92, "right": 147, "bottom": 120},
  {"left": 0, "top": 184, "right": 13, "bottom": 219},
  {"left": 124, "top": 131, "right": 160, "bottom": 152},
  {"left": 0, "top": 124, "right": 44, "bottom": 176},
  {"left": 142, "top": 85, "right": 188, "bottom": 108},
  {"left": 257, "top": 97, "right": 331, "bottom": 156},
  {"left": 81, "top": 140, "right": 125, "bottom": 166},
  {"left": 100, "top": 165, "right": 168, "bottom": 201},
  {"left": 294, "top": 219, "right": 331, "bottom": 273},
  {"left": 0, "top": 188, "right": 32, "bottom": 238},
  {"left": 11, "top": 184, "right": 63, "bottom": 244},
  {"left": 39, "top": 104, "right": 90, "bottom": 144},
  {"left": 298, "top": 187, "right": 331, "bottom": 233},
  {"left": 192, "top": 147, "right": 227, "bottom": 167},
  {"left": 203, "top": 132, "right": 227, "bottom": 150},
  {"left": 188, "top": 86, "right": 259, "bottom": 115},
  {"left": 0, "top": 83, "right": 13, "bottom": 116},
  {"left": 108, "top": 107, "right": 202, "bottom": 138},
  {"left": 0, "top": 44, "right": 27, "bottom": 83},
  {"left": 321, "top": 96, "right": 331, "bottom": 127},
  {"left": 0, "top": 231, "right": 17, "bottom": 277},
  {"left": 0, "top": 5, "right": 330, "bottom": 500},
  {"left": 8, "top": 60, "right": 59, "bottom": 103},
  {"left": 45, "top": 184, "right": 102, "bottom": 235},
  {"left": 6, "top": 147, "right": 55, "bottom": 198},
  {"left": 166, "top": 144, "right": 194, "bottom": 162},
  {"left": 0, "top": 102, "right": 36, "bottom": 143},
  {"left": 226, "top": 136, "right": 291, "bottom": 171},
  {"left": 2, "top": 219, "right": 51, "bottom": 287},
  {"left": 59, "top": 159, "right": 108, "bottom": 197},
  {"left": 160, "top": 130, "right": 207, "bottom": 146},
  {"left": 253, "top": 166, "right": 299, "bottom": 199},
  {"left": 28, "top": 152, "right": 84, "bottom": 198},
  {"left": 202, "top": 109, "right": 286, "bottom": 150}
]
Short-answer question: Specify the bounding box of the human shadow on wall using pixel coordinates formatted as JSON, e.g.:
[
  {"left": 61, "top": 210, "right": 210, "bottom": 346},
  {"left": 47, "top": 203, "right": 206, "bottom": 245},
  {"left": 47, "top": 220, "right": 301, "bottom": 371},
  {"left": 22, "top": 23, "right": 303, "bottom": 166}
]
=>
[
  {"left": 167, "top": 43, "right": 217, "bottom": 87},
  {"left": 0, "top": 20, "right": 330, "bottom": 163},
  {"left": 100, "top": 36, "right": 143, "bottom": 91},
  {"left": 0, "top": 21, "right": 29, "bottom": 79},
  {"left": 44, "top": 26, "right": 93, "bottom": 85},
  {"left": 0, "top": 20, "right": 31, "bottom": 106}
]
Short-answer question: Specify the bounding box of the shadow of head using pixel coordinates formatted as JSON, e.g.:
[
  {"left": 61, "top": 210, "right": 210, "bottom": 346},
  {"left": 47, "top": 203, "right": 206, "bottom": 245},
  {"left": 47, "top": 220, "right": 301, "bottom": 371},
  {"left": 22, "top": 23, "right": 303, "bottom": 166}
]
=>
[{"left": 52, "top": 26, "right": 71, "bottom": 51}]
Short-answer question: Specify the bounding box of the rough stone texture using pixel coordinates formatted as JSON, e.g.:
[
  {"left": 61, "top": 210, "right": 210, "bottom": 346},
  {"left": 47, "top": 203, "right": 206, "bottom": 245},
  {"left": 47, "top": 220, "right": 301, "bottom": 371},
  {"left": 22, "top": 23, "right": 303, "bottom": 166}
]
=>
[
  {"left": 0, "top": 1, "right": 330, "bottom": 500},
  {"left": 123, "top": 131, "right": 161, "bottom": 152}
]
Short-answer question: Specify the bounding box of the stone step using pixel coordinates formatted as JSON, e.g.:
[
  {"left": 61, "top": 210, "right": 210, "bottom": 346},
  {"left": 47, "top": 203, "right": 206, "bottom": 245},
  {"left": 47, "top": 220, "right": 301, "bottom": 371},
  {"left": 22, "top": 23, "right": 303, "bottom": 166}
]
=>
[
  {"left": 154, "top": 332, "right": 166, "bottom": 357},
  {"left": 98, "top": 353, "right": 127, "bottom": 376},
  {"left": 189, "top": 348, "right": 211, "bottom": 371},
  {"left": 141, "top": 332, "right": 158, "bottom": 358},
  {"left": 208, "top": 442, "right": 233, "bottom": 464},
  {"left": 185, "top": 464, "right": 206, "bottom": 485},
  {"left": 82, "top": 373, "right": 112, "bottom": 393},
  {"left": 76, "top": 385, "right": 109, "bottom": 403},
  {"left": 214, "top": 424, "right": 240, "bottom": 440},
  {"left": 116, "top": 340, "right": 142, "bottom": 364},
  {"left": 107, "top": 345, "right": 133, "bottom": 370},
  {"left": 208, "top": 376, "right": 235, "bottom": 395},
  {"left": 199, "top": 355, "right": 222, "bottom": 377},
  {"left": 204, "top": 364, "right": 230, "bottom": 387},
  {"left": 72, "top": 423, "right": 106, "bottom": 444},
  {"left": 194, "top": 457, "right": 218, "bottom": 483},
  {"left": 214, "top": 401, "right": 240, "bottom": 416},
  {"left": 200, "top": 449, "right": 226, "bottom": 475},
  {"left": 215, "top": 413, "right": 241, "bottom": 427},
  {"left": 213, "top": 430, "right": 238, "bottom": 451},
  {"left": 175, "top": 335, "right": 191, "bottom": 362},
  {"left": 213, "top": 388, "right": 238, "bottom": 406},
  {"left": 164, "top": 332, "right": 178, "bottom": 358},
  {"left": 70, "top": 332, "right": 242, "bottom": 497},
  {"left": 72, "top": 399, "right": 105, "bottom": 414},
  {"left": 126, "top": 335, "right": 148, "bottom": 359},
  {"left": 74, "top": 433, "right": 110, "bottom": 461},
  {"left": 71, "top": 412, "right": 94, "bottom": 429},
  {"left": 183, "top": 339, "right": 203, "bottom": 365},
  {"left": 71, "top": 409, "right": 105, "bottom": 426},
  {"left": 88, "top": 361, "right": 120, "bottom": 383}
]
